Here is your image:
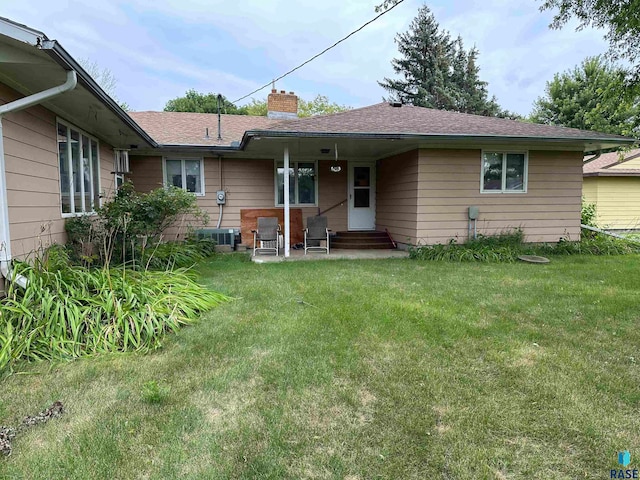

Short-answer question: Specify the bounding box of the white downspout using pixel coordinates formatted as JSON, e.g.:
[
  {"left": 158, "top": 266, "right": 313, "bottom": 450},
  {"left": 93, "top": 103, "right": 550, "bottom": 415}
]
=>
[
  {"left": 283, "top": 145, "right": 290, "bottom": 258},
  {"left": 0, "top": 70, "right": 77, "bottom": 289}
]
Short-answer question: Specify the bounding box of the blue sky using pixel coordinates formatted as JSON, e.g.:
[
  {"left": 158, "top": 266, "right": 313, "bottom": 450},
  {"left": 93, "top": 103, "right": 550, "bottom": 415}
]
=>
[{"left": 4, "top": 0, "right": 610, "bottom": 115}]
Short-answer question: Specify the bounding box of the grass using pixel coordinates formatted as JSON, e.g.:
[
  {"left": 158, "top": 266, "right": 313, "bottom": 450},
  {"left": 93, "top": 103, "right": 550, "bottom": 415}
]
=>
[{"left": 1, "top": 254, "right": 640, "bottom": 478}]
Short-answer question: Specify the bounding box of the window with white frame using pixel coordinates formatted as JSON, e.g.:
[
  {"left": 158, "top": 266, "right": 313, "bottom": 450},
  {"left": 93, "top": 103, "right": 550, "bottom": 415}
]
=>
[
  {"left": 275, "top": 161, "right": 317, "bottom": 205},
  {"left": 57, "top": 120, "right": 101, "bottom": 215},
  {"left": 113, "top": 149, "right": 129, "bottom": 190},
  {"left": 163, "top": 158, "right": 204, "bottom": 195},
  {"left": 481, "top": 151, "right": 528, "bottom": 193}
]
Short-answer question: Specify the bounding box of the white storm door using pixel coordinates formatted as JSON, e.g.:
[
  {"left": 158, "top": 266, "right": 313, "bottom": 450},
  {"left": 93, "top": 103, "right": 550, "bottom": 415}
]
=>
[{"left": 348, "top": 162, "right": 376, "bottom": 230}]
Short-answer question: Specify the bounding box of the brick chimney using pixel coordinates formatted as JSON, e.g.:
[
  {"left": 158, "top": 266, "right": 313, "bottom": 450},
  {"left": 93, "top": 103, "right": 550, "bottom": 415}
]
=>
[{"left": 267, "top": 89, "right": 298, "bottom": 119}]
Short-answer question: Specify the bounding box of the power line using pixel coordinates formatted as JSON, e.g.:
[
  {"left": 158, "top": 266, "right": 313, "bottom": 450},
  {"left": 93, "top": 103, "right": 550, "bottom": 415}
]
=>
[{"left": 232, "top": 0, "right": 406, "bottom": 104}]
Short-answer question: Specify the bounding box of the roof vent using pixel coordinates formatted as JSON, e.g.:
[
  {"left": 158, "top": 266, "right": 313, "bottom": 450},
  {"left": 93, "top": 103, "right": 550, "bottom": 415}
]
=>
[
  {"left": 390, "top": 101, "right": 402, "bottom": 108},
  {"left": 320, "top": 148, "right": 331, "bottom": 154}
]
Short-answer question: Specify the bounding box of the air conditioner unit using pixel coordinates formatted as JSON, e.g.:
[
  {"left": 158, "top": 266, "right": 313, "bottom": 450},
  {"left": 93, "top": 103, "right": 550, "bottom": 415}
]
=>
[{"left": 195, "top": 228, "right": 239, "bottom": 249}]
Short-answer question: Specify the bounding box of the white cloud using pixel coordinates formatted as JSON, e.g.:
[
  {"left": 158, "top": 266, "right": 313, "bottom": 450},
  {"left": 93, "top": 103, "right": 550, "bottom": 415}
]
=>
[{"left": 2, "top": 0, "right": 612, "bottom": 114}]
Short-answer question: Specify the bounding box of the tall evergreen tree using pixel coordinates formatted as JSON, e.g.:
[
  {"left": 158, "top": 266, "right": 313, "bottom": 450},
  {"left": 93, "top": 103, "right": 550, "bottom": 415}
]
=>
[{"left": 379, "top": 5, "right": 501, "bottom": 116}]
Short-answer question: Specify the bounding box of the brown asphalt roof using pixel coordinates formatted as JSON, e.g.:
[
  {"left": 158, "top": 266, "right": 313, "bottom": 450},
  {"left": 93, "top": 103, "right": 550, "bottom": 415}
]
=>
[
  {"left": 128, "top": 111, "right": 280, "bottom": 146},
  {"left": 262, "top": 102, "right": 632, "bottom": 141},
  {"left": 129, "top": 103, "right": 634, "bottom": 147},
  {"left": 583, "top": 148, "right": 640, "bottom": 176}
]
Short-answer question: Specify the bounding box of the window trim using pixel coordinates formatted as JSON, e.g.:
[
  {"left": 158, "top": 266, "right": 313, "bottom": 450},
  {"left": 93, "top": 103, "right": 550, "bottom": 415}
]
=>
[
  {"left": 480, "top": 150, "right": 528, "bottom": 194},
  {"left": 162, "top": 157, "right": 205, "bottom": 196},
  {"left": 274, "top": 160, "right": 318, "bottom": 207},
  {"left": 57, "top": 118, "right": 102, "bottom": 218}
]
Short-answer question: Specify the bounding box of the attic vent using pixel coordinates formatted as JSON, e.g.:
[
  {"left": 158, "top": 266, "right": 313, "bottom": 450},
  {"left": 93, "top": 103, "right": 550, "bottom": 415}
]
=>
[
  {"left": 113, "top": 149, "right": 130, "bottom": 174},
  {"left": 389, "top": 101, "right": 402, "bottom": 108}
]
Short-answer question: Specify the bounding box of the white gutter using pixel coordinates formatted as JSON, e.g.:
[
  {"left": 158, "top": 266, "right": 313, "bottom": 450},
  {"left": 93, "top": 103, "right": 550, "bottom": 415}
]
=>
[{"left": 0, "top": 70, "right": 77, "bottom": 289}]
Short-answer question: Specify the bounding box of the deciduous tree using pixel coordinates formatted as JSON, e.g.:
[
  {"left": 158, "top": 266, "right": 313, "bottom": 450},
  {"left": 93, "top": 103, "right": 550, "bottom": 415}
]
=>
[
  {"left": 164, "top": 90, "right": 248, "bottom": 115},
  {"left": 530, "top": 56, "right": 639, "bottom": 136},
  {"left": 540, "top": 0, "right": 640, "bottom": 84}
]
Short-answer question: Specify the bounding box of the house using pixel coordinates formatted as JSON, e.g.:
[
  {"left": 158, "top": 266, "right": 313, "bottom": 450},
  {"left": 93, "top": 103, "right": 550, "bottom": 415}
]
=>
[
  {"left": 0, "top": 15, "right": 635, "bottom": 283},
  {"left": 128, "top": 100, "right": 634, "bottom": 250},
  {"left": 583, "top": 149, "right": 640, "bottom": 231}
]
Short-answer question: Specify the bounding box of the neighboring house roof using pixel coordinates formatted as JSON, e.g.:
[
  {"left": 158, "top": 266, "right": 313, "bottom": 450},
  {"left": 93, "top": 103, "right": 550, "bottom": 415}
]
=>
[
  {"left": 583, "top": 149, "right": 640, "bottom": 177},
  {"left": 128, "top": 111, "right": 280, "bottom": 146},
  {"left": 260, "top": 102, "right": 631, "bottom": 143}
]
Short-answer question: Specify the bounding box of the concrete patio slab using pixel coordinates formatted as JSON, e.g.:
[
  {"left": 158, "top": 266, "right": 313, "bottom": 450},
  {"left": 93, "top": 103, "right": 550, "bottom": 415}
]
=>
[{"left": 250, "top": 249, "right": 410, "bottom": 263}]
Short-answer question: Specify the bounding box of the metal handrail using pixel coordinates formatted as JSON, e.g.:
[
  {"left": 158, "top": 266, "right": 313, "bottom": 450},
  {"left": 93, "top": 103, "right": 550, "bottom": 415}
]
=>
[{"left": 318, "top": 198, "right": 347, "bottom": 216}]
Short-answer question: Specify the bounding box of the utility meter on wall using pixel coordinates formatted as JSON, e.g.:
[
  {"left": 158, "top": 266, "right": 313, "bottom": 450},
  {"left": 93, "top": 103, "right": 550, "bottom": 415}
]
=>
[{"left": 216, "top": 190, "right": 226, "bottom": 205}]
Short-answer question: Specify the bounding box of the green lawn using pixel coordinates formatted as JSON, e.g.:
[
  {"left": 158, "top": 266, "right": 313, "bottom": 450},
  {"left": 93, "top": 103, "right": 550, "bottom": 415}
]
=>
[{"left": 1, "top": 254, "right": 639, "bottom": 479}]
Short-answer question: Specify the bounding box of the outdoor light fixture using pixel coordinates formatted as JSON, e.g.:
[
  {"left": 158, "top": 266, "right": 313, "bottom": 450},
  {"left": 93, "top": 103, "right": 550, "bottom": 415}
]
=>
[{"left": 330, "top": 142, "right": 342, "bottom": 173}]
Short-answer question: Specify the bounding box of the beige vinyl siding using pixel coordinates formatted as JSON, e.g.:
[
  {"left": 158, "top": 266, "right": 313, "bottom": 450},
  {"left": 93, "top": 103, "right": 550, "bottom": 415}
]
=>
[
  {"left": 376, "top": 150, "right": 419, "bottom": 245},
  {"left": 583, "top": 176, "right": 640, "bottom": 230},
  {"left": 414, "top": 149, "right": 582, "bottom": 244},
  {"left": 99, "top": 142, "right": 116, "bottom": 204},
  {"left": 1, "top": 82, "right": 116, "bottom": 258},
  {"left": 129, "top": 156, "right": 349, "bottom": 241}
]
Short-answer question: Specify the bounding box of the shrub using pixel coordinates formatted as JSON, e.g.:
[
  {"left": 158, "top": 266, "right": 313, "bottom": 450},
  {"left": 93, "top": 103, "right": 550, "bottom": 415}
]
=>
[
  {"left": 581, "top": 199, "right": 598, "bottom": 227},
  {"left": 0, "top": 246, "right": 229, "bottom": 374},
  {"left": 409, "top": 229, "right": 524, "bottom": 262},
  {"left": 409, "top": 228, "right": 640, "bottom": 263},
  {"left": 65, "top": 182, "right": 210, "bottom": 267},
  {"left": 142, "top": 237, "right": 217, "bottom": 270}
]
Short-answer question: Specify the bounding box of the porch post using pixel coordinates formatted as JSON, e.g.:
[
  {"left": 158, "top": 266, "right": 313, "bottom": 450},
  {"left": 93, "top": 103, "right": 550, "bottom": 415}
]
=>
[{"left": 283, "top": 145, "right": 290, "bottom": 257}]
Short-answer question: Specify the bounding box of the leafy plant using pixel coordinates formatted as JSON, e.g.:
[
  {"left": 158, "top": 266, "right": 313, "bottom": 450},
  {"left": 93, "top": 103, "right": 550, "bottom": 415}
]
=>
[
  {"left": 65, "top": 182, "right": 210, "bottom": 267},
  {"left": 409, "top": 227, "right": 640, "bottom": 262},
  {"left": 141, "top": 380, "right": 169, "bottom": 404},
  {"left": 581, "top": 199, "right": 598, "bottom": 227},
  {"left": 0, "top": 245, "right": 229, "bottom": 374},
  {"left": 142, "top": 237, "right": 217, "bottom": 270}
]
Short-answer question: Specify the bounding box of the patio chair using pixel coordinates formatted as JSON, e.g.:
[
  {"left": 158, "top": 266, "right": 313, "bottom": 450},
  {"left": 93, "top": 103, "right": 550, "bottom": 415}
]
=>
[
  {"left": 304, "top": 216, "right": 330, "bottom": 254},
  {"left": 252, "top": 217, "right": 280, "bottom": 256}
]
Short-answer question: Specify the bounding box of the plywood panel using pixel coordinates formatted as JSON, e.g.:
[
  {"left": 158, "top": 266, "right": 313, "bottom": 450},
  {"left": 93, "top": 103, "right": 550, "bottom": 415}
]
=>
[{"left": 240, "top": 208, "right": 304, "bottom": 246}]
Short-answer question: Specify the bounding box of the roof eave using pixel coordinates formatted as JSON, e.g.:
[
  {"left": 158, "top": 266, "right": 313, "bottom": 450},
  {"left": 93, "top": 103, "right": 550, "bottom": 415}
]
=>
[
  {"left": 583, "top": 171, "right": 640, "bottom": 177},
  {"left": 39, "top": 40, "right": 158, "bottom": 148},
  {"left": 241, "top": 130, "right": 636, "bottom": 150},
  {"left": 156, "top": 143, "right": 242, "bottom": 152}
]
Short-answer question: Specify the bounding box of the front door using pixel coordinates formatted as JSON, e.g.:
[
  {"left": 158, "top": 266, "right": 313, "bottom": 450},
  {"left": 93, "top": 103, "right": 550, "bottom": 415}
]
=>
[{"left": 348, "top": 162, "right": 376, "bottom": 230}]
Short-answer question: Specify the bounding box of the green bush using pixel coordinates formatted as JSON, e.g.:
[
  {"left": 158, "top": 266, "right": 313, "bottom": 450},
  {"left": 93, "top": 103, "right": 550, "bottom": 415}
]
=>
[
  {"left": 409, "top": 229, "right": 524, "bottom": 262},
  {"left": 581, "top": 199, "right": 598, "bottom": 227},
  {"left": 409, "top": 228, "right": 640, "bottom": 263},
  {"left": 142, "top": 237, "right": 217, "bottom": 270},
  {"left": 0, "top": 246, "right": 229, "bottom": 374},
  {"left": 65, "top": 182, "right": 210, "bottom": 267}
]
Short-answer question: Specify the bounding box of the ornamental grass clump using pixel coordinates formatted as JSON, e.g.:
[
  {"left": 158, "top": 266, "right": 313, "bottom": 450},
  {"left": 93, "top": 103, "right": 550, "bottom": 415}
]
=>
[
  {"left": 0, "top": 247, "right": 229, "bottom": 373},
  {"left": 409, "top": 227, "right": 640, "bottom": 262},
  {"left": 409, "top": 230, "right": 525, "bottom": 262}
]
